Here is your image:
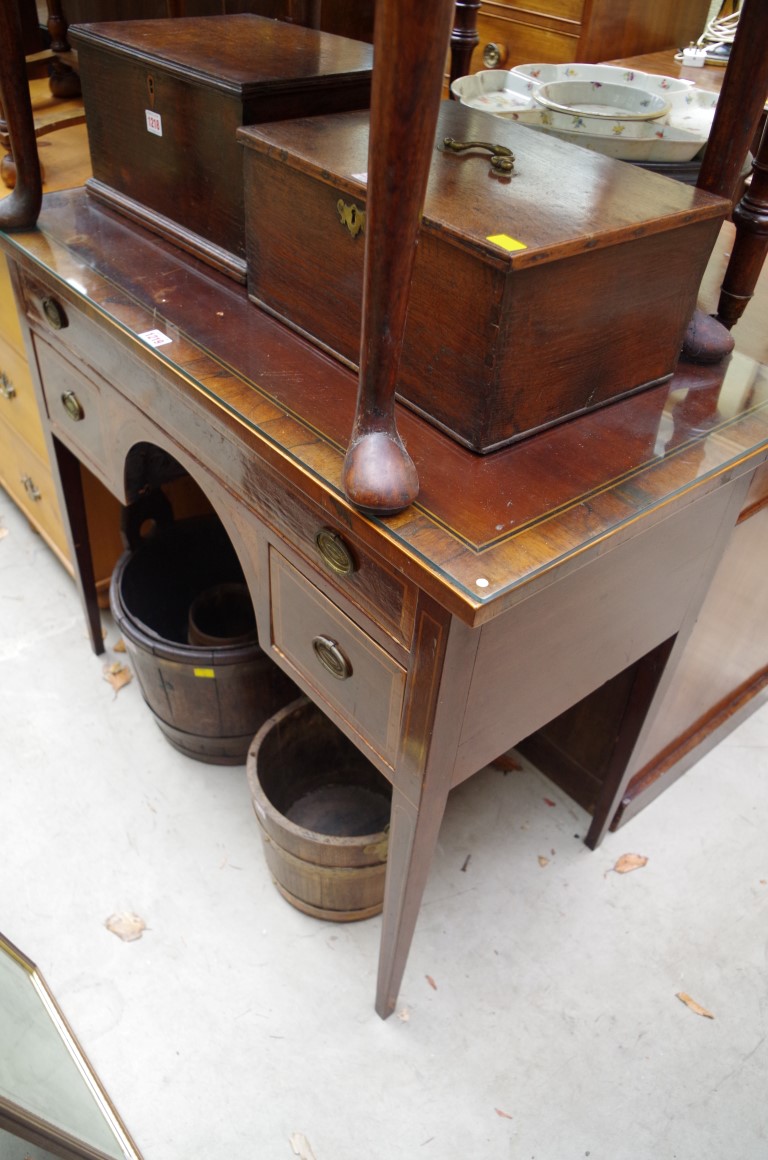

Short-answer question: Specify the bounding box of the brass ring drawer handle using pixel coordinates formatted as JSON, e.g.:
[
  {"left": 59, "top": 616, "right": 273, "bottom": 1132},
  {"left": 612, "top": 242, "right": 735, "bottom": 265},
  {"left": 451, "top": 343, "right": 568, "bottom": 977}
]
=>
[
  {"left": 312, "top": 635, "right": 352, "bottom": 680},
  {"left": 314, "top": 528, "right": 356, "bottom": 575},
  {"left": 41, "top": 296, "right": 67, "bottom": 330},
  {"left": 61, "top": 390, "right": 85, "bottom": 421},
  {"left": 0, "top": 371, "right": 16, "bottom": 400}
]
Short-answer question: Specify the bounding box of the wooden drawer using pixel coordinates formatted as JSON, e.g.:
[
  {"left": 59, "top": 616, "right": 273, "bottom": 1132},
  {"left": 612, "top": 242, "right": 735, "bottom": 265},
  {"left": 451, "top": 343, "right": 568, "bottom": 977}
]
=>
[
  {"left": 269, "top": 548, "right": 406, "bottom": 768},
  {"left": 17, "top": 270, "right": 99, "bottom": 365},
  {"left": 33, "top": 338, "right": 108, "bottom": 476},
  {"left": 0, "top": 421, "right": 69, "bottom": 561},
  {"left": 248, "top": 469, "right": 415, "bottom": 649},
  {"left": 471, "top": 10, "right": 579, "bottom": 72},
  {"left": 0, "top": 338, "right": 47, "bottom": 460}
]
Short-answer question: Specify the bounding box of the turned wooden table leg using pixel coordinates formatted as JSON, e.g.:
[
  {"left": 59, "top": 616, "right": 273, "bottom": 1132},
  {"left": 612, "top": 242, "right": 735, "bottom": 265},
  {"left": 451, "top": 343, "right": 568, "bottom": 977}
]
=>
[
  {"left": 683, "top": 0, "right": 768, "bottom": 360},
  {"left": 342, "top": 0, "right": 455, "bottom": 516},
  {"left": 449, "top": 1, "right": 480, "bottom": 92},
  {"left": 45, "top": 0, "right": 69, "bottom": 53},
  {"left": 0, "top": 0, "right": 42, "bottom": 229},
  {"left": 715, "top": 121, "right": 768, "bottom": 330}
]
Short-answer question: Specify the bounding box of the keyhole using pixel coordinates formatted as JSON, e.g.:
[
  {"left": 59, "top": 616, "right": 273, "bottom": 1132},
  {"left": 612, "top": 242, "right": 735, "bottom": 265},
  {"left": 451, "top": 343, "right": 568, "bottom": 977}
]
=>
[{"left": 147, "top": 74, "right": 155, "bottom": 106}]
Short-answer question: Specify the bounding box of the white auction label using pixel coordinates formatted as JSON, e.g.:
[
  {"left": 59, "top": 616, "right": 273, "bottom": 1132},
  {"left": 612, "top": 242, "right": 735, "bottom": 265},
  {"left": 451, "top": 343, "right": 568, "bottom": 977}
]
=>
[
  {"left": 139, "top": 329, "right": 172, "bottom": 348},
  {"left": 145, "top": 109, "right": 163, "bottom": 136}
]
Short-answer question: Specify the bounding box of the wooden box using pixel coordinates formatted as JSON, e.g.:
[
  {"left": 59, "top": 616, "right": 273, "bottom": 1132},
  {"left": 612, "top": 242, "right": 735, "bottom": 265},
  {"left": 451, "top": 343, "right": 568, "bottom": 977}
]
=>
[
  {"left": 70, "top": 15, "right": 373, "bottom": 281},
  {"left": 239, "top": 102, "right": 729, "bottom": 452}
]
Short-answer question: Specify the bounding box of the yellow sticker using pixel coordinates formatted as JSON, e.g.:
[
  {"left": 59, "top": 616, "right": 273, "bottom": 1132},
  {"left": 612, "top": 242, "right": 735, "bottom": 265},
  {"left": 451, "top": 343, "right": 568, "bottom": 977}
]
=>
[
  {"left": 193, "top": 667, "right": 216, "bottom": 679},
  {"left": 487, "top": 233, "right": 527, "bottom": 253}
]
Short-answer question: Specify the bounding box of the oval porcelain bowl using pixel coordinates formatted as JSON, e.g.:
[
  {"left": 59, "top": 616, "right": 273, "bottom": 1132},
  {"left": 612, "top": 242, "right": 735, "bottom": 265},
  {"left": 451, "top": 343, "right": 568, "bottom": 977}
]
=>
[
  {"left": 534, "top": 80, "right": 670, "bottom": 122},
  {"left": 450, "top": 69, "right": 539, "bottom": 115},
  {"left": 511, "top": 110, "right": 707, "bottom": 162},
  {"left": 512, "top": 62, "right": 694, "bottom": 94}
]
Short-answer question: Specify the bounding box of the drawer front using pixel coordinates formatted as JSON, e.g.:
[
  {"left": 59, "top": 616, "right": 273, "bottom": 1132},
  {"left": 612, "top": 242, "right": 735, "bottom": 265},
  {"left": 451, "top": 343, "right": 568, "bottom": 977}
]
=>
[
  {"left": 248, "top": 468, "right": 415, "bottom": 648},
  {"left": 472, "top": 10, "right": 579, "bottom": 72},
  {"left": 0, "top": 339, "right": 47, "bottom": 460},
  {"left": 0, "top": 421, "right": 69, "bottom": 562},
  {"left": 33, "top": 338, "right": 107, "bottom": 475},
  {"left": 270, "top": 548, "right": 406, "bottom": 767}
]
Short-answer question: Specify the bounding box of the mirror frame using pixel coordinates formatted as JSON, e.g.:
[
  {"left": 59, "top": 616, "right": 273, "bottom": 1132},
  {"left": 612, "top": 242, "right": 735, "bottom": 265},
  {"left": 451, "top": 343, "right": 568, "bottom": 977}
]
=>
[{"left": 0, "top": 934, "right": 143, "bottom": 1160}]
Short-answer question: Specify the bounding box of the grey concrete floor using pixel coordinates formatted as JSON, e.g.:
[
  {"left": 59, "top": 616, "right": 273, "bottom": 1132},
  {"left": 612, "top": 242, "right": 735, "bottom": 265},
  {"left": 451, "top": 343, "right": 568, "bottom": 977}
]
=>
[{"left": 1, "top": 492, "right": 767, "bottom": 1160}]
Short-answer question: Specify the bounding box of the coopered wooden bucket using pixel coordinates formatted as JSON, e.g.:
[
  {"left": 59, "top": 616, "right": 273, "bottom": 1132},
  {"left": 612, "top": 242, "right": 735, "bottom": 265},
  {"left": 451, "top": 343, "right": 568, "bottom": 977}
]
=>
[
  {"left": 110, "top": 512, "right": 298, "bottom": 765},
  {"left": 247, "top": 698, "right": 392, "bottom": 921}
]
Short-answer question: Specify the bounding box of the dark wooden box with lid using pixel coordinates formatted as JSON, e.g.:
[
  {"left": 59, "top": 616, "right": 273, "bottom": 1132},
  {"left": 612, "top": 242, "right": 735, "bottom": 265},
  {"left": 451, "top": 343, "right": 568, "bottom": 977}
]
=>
[
  {"left": 239, "top": 102, "right": 729, "bottom": 452},
  {"left": 69, "top": 15, "right": 373, "bottom": 282}
]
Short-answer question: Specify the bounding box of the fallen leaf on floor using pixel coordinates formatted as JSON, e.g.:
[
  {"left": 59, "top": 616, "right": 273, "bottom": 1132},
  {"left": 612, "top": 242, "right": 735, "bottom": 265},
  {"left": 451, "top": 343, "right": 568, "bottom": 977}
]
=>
[
  {"left": 113, "top": 638, "right": 127, "bottom": 653},
  {"left": 676, "top": 992, "right": 714, "bottom": 1019},
  {"left": 105, "top": 912, "right": 146, "bottom": 942},
  {"left": 397, "top": 1007, "right": 410, "bottom": 1022},
  {"left": 491, "top": 753, "right": 523, "bottom": 773},
  {"left": 426, "top": 975, "right": 437, "bottom": 990},
  {"left": 543, "top": 797, "right": 556, "bottom": 807},
  {"left": 103, "top": 661, "right": 132, "bottom": 693},
  {"left": 608, "top": 853, "right": 648, "bottom": 876},
  {"left": 538, "top": 856, "right": 550, "bottom": 868},
  {"left": 289, "top": 1133, "right": 317, "bottom": 1160},
  {"left": 495, "top": 1108, "right": 513, "bottom": 1120}
]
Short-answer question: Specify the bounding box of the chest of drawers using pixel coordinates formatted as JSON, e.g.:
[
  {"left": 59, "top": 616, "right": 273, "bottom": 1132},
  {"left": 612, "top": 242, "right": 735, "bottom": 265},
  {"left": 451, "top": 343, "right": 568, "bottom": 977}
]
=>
[{"left": 463, "top": 0, "right": 714, "bottom": 74}]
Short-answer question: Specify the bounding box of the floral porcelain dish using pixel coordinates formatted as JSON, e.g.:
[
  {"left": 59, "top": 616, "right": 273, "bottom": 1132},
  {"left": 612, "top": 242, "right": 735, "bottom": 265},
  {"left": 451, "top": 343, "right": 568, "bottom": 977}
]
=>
[
  {"left": 533, "top": 80, "right": 670, "bottom": 123},
  {"left": 449, "top": 69, "right": 539, "bottom": 113},
  {"left": 511, "top": 61, "right": 694, "bottom": 94},
  {"left": 450, "top": 65, "right": 712, "bottom": 163},
  {"left": 507, "top": 108, "right": 706, "bottom": 162}
]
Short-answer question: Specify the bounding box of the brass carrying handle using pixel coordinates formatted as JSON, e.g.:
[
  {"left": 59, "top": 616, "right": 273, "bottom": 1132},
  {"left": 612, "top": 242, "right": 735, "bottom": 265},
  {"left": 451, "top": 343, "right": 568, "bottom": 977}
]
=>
[
  {"left": 312, "top": 635, "right": 352, "bottom": 681},
  {"left": 442, "top": 137, "right": 515, "bottom": 173}
]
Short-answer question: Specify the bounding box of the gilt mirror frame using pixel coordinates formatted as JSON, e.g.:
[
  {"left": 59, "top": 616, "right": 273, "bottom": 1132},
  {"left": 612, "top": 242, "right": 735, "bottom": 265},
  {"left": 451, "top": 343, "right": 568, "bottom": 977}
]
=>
[{"left": 0, "top": 933, "right": 143, "bottom": 1160}]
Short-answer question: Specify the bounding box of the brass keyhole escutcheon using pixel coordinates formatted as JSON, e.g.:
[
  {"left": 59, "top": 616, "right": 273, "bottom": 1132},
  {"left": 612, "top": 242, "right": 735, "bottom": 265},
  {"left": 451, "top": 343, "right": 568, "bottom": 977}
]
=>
[
  {"left": 312, "top": 636, "right": 352, "bottom": 680},
  {"left": 41, "top": 297, "right": 67, "bottom": 330},
  {"left": 337, "top": 199, "right": 366, "bottom": 238},
  {"left": 61, "top": 390, "right": 85, "bottom": 422},
  {"left": 314, "top": 528, "right": 356, "bottom": 575}
]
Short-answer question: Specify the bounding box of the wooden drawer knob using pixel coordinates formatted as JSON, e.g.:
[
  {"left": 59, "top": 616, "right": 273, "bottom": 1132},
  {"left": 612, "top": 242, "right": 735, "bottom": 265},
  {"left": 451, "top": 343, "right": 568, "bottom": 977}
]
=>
[
  {"left": 0, "top": 371, "right": 16, "bottom": 399},
  {"left": 314, "top": 528, "right": 356, "bottom": 576},
  {"left": 312, "top": 635, "right": 353, "bottom": 680},
  {"left": 61, "top": 389, "right": 85, "bottom": 421},
  {"left": 41, "top": 296, "right": 67, "bottom": 330},
  {"left": 482, "top": 42, "right": 507, "bottom": 68}
]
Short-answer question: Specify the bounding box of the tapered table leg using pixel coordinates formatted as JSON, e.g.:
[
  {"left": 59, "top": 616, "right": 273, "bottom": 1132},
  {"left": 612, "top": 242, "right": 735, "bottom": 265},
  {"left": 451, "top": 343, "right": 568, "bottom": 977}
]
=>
[{"left": 376, "top": 602, "right": 479, "bottom": 1018}]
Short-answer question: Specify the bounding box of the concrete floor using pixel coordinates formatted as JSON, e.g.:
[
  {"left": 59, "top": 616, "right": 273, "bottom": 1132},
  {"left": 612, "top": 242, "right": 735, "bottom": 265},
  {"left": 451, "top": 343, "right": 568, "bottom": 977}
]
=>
[{"left": 1, "top": 491, "right": 767, "bottom": 1160}]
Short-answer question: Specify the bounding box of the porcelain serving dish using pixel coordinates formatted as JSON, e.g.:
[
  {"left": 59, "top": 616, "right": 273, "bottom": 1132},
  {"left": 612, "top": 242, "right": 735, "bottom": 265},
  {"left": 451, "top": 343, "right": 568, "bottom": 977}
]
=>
[
  {"left": 511, "top": 62, "right": 694, "bottom": 94},
  {"left": 533, "top": 80, "right": 670, "bottom": 122}
]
